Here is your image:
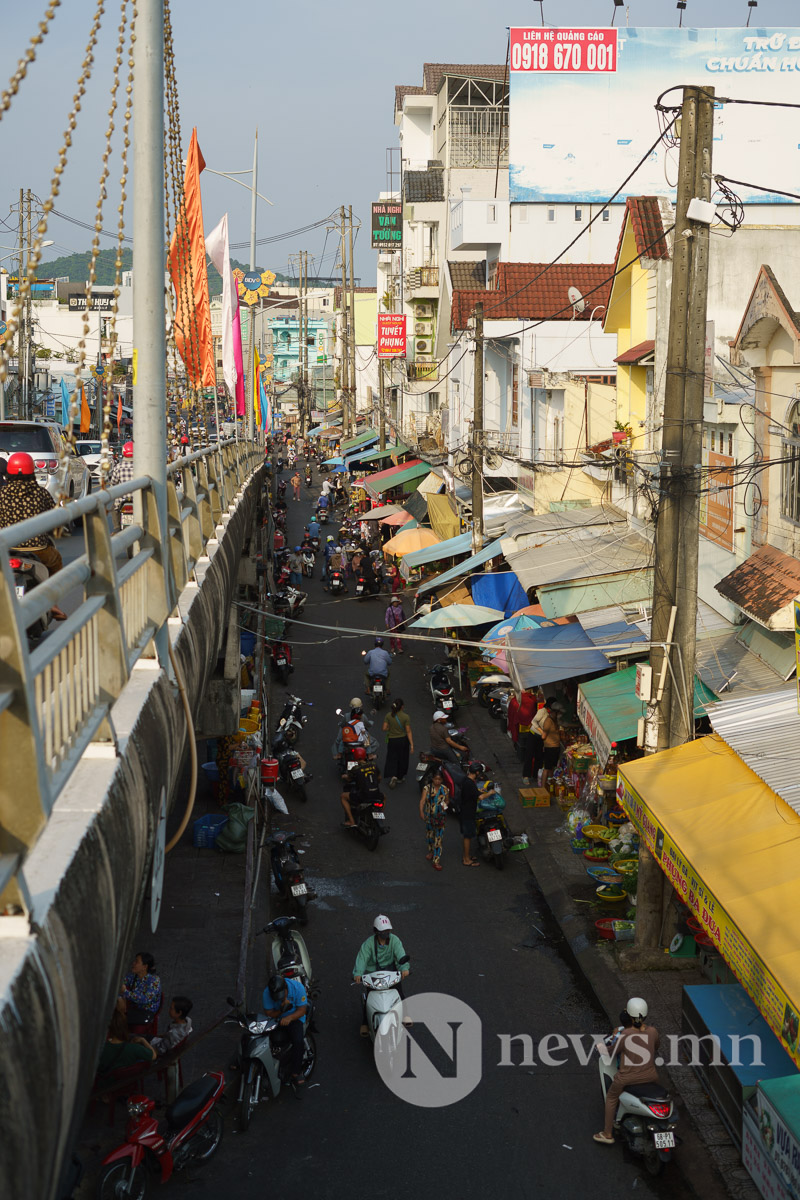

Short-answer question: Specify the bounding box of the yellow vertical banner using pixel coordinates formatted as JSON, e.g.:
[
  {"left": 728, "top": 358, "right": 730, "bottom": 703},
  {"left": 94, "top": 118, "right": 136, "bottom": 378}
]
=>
[{"left": 795, "top": 597, "right": 800, "bottom": 714}]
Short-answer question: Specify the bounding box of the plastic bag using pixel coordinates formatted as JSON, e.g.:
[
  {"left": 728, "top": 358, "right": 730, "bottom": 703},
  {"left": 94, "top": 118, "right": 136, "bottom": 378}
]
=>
[
  {"left": 567, "top": 807, "right": 591, "bottom": 834},
  {"left": 267, "top": 787, "right": 289, "bottom": 815},
  {"left": 214, "top": 802, "right": 255, "bottom": 853}
]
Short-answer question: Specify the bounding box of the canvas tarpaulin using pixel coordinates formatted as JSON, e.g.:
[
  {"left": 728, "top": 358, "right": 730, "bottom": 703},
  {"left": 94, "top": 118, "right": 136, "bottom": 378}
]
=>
[
  {"left": 471, "top": 571, "right": 528, "bottom": 617},
  {"left": 426, "top": 493, "right": 460, "bottom": 541}
]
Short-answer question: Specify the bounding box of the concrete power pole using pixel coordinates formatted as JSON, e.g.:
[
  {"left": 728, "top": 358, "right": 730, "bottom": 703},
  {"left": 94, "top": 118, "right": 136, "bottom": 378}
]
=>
[
  {"left": 471, "top": 302, "right": 484, "bottom": 555},
  {"left": 16, "top": 189, "right": 24, "bottom": 418},
  {"left": 634, "top": 85, "right": 715, "bottom": 957},
  {"left": 339, "top": 206, "right": 349, "bottom": 437},
  {"left": 348, "top": 205, "right": 356, "bottom": 437},
  {"left": 25, "top": 189, "right": 33, "bottom": 419}
]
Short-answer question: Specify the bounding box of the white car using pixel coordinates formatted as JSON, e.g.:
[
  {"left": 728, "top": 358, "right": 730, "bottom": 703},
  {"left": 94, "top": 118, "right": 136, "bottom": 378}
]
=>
[
  {"left": 0, "top": 420, "right": 92, "bottom": 502},
  {"left": 75, "top": 439, "right": 106, "bottom": 481}
]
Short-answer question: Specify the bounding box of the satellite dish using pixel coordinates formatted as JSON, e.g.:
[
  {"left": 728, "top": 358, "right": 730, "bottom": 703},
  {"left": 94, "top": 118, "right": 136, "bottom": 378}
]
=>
[
  {"left": 568, "top": 286, "right": 586, "bottom": 316},
  {"left": 485, "top": 449, "right": 503, "bottom": 470}
]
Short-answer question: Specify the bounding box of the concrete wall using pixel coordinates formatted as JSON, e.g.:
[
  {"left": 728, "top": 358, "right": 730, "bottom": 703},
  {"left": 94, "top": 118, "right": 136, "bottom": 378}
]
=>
[{"left": 0, "top": 465, "right": 263, "bottom": 1200}]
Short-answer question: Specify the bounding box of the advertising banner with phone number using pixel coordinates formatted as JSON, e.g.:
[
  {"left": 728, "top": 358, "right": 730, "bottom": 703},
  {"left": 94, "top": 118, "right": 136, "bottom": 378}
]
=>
[{"left": 618, "top": 769, "right": 800, "bottom": 1071}]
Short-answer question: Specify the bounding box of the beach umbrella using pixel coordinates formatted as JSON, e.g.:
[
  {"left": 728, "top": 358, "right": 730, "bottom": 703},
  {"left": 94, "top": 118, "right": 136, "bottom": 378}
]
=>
[
  {"left": 382, "top": 527, "right": 441, "bottom": 557},
  {"left": 409, "top": 604, "right": 505, "bottom": 629},
  {"left": 381, "top": 511, "right": 416, "bottom": 527},
  {"left": 359, "top": 504, "right": 404, "bottom": 520}
]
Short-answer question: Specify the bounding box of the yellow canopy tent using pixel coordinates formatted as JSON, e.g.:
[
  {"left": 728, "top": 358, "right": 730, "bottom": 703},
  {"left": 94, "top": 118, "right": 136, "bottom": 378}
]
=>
[{"left": 382, "top": 527, "right": 441, "bottom": 558}]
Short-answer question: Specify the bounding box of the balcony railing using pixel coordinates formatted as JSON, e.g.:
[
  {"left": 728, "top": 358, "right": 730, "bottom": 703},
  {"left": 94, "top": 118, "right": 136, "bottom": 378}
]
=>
[
  {"left": 407, "top": 362, "right": 438, "bottom": 381},
  {"left": 478, "top": 429, "right": 519, "bottom": 453},
  {"left": 405, "top": 266, "right": 439, "bottom": 291},
  {"left": 448, "top": 108, "right": 509, "bottom": 169}
]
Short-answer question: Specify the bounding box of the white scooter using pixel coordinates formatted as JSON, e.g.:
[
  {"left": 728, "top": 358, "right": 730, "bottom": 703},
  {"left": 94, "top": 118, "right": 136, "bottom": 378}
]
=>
[
  {"left": 597, "top": 1031, "right": 678, "bottom": 1176},
  {"left": 362, "top": 970, "right": 405, "bottom": 1071}
]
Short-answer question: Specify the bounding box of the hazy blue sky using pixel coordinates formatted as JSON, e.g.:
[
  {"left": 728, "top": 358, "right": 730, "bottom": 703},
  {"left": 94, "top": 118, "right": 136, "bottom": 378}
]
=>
[{"left": 0, "top": 0, "right": 795, "bottom": 281}]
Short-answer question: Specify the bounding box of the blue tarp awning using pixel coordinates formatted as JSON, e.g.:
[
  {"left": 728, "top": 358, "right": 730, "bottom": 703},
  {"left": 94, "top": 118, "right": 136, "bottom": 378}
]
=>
[
  {"left": 505, "top": 623, "right": 610, "bottom": 690},
  {"left": 344, "top": 436, "right": 379, "bottom": 463},
  {"left": 324, "top": 456, "right": 344, "bottom": 466},
  {"left": 471, "top": 572, "right": 528, "bottom": 618},
  {"left": 417, "top": 536, "right": 505, "bottom": 596},
  {"left": 404, "top": 531, "right": 472, "bottom": 568}
]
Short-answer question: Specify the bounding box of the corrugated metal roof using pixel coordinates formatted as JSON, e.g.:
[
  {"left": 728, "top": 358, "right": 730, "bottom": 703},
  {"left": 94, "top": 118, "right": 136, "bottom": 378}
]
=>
[
  {"left": 539, "top": 569, "right": 654, "bottom": 619},
  {"left": 715, "top": 543, "right": 800, "bottom": 630},
  {"left": 501, "top": 503, "right": 627, "bottom": 545},
  {"left": 505, "top": 530, "right": 652, "bottom": 592},
  {"left": 707, "top": 688, "right": 800, "bottom": 813},
  {"left": 577, "top": 606, "right": 650, "bottom": 656}
]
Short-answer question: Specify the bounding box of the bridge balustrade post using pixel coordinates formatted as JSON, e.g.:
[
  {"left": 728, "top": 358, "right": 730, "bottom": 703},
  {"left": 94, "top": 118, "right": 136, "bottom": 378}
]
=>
[
  {"left": 165, "top": 477, "right": 189, "bottom": 596},
  {"left": 178, "top": 463, "right": 204, "bottom": 569}
]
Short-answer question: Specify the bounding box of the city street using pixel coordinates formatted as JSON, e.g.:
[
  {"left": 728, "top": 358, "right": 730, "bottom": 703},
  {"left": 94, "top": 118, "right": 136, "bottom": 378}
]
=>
[{"left": 183, "top": 480, "right": 721, "bottom": 1200}]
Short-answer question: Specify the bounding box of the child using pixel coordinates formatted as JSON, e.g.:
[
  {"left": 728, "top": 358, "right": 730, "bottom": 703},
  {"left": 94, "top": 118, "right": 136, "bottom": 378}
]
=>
[{"left": 151, "top": 995, "right": 193, "bottom": 1056}]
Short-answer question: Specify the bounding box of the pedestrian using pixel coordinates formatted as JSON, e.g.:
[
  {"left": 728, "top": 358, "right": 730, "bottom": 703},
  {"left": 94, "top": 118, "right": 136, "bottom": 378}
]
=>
[
  {"left": 382, "top": 698, "right": 414, "bottom": 788},
  {"left": 420, "top": 770, "right": 449, "bottom": 870},
  {"left": 540, "top": 699, "right": 562, "bottom": 788},
  {"left": 385, "top": 594, "right": 405, "bottom": 653},
  {"left": 291, "top": 470, "right": 301, "bottom": 501},
  {"left": 288, "top": 546, "right": 303, "bottom": 589}
]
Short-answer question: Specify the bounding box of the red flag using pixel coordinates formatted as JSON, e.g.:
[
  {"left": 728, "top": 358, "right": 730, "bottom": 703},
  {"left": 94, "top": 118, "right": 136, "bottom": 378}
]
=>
[{"left": 117, "top": 394, "right": 122, "bottom": 429}]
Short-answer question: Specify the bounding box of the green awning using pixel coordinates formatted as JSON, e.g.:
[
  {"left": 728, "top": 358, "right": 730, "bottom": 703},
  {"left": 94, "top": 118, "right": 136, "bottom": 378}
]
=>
[
  {"left": 577, "top": 665, "right": 717, "bottom": 766},
  {"left": 340, "top": 428, "right": 377, "bottom": 452},
  {"left": 538, "top": 569, "right": 654, "bottom": 619},
  {"left": 367, "top": 460, "right": 431, "bottom": 496},
  {"left": 358, "top": 443, "right": 409, "bottom": 465}
]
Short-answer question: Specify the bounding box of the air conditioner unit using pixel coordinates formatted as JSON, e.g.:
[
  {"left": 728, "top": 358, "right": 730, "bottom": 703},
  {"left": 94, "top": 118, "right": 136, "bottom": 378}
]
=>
[
  {"left": 415, "top": 320, "right": 433, "bottom": 337},
  {"left": 415, "top": 302, "right": 433, "bottom": 318},
  {"left": 415, "top": 338, "right": 431, "bottom": 356}
]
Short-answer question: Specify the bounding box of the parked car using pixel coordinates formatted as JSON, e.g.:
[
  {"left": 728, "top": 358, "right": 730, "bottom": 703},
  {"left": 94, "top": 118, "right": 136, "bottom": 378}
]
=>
[{"left": 0, "top": 420, "right": 92, "bottom": 502}]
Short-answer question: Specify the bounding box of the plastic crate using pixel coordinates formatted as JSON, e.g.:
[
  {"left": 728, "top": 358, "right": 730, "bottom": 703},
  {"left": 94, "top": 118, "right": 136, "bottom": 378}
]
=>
[{"left": 193, "top": 814, "right": 228, "bottom": 849}]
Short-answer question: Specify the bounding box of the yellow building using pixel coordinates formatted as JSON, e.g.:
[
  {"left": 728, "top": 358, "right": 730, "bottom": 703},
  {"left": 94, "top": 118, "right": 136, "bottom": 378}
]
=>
[{"left": 604, "top": 196, "right": 671, "bottom": 449}]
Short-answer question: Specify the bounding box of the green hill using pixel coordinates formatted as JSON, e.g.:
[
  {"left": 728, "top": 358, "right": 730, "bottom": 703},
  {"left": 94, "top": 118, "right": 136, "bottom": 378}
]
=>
[{"left": 38, "top": 248, "right": 289, "bottom": 296}]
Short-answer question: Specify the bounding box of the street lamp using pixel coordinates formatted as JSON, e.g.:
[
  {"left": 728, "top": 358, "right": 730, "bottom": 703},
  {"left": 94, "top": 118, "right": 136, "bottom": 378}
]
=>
[{"left": 187, "top": 132, "right": 273, "bottom": 439}]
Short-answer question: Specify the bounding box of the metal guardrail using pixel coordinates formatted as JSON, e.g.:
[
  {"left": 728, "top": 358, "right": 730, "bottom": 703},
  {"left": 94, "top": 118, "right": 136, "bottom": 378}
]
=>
[{"left": 0, "top": 439, "right": 263, "bottom": 914}]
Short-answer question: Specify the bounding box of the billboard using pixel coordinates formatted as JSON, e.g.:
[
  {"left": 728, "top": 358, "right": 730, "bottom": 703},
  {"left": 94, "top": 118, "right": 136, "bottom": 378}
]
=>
[
  {"left": 509, "top": 26, "right": 800, "bottom": 203},
  {"left": 377, "top": 314, "right": 406, "bottom": 359},
  {"left": 371, "top": 201, "right": 402, "bottom": 250},
  {"left": 233, "top": 267, "right": 276, "bottom": 306}
]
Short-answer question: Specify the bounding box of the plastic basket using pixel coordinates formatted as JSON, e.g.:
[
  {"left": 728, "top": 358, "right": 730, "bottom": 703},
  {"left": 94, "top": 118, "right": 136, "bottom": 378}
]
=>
[{"left": 193, "top": 814, "right": 228, "bottom": 849}]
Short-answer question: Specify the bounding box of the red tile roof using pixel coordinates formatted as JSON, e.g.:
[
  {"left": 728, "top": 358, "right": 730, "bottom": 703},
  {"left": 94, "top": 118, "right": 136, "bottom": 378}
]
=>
[
  {"left": 716, "top": 543, "right": 800, "bottom": 626},
  {"left": 613, "top": 197, "right": 670, "bottom": 269},
  {"left": 614, "top": 339, "right": 655, "bottom": 365},
  {"left": 451, "top": 263, "right": 614, "bottom": 331}
]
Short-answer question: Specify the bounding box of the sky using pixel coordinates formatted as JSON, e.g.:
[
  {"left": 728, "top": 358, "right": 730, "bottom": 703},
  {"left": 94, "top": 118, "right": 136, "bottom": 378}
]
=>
[{"left": 0, "top": 0, "right": 796, "bottom": 283}]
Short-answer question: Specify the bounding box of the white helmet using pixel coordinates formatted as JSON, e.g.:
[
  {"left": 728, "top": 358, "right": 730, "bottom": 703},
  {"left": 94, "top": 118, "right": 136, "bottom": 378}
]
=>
[
  {"left": 350, "top": 697, "right": 363, "bottom": 710},
  {"left": 626, "top": 997, "right": 648, "bottom": 1023},
  {"left": 433, "top": 710, "right": 447, "bottom": 721},
  {"left": 374, "top": 914, "right": 392, "bottom": 933}
]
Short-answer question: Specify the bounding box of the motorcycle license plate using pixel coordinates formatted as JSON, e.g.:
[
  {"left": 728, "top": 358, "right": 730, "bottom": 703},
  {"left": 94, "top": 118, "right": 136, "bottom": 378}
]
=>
[
  {"left": 277, "top": 657, "right": 287, "bottom": 666},
  {"left": 356, "top": 585, "right": 363, "bottom": 594},
  {"left": 291, "top": 883, "right": 308, "bottom": 897},
  {"left": 15, "top": 585, "right": 25, "bottom": 599},
  {"left": 373, "top": 812, "right": 385, "bottom": 820},
  {"left": 120, "top": 512, "right": 133, "bottom": 526},
  {"left": 374, "top": 683, "right": 383, "bottom": 693},
  {"left": 653, "top": 1131, "right": 675, "bottom": 1149},
  {"left": 290, "top": 769, "right": 304, "bottom": 780},
  {"left": 487, "top": 828, "right": 503, "bottom": 843}
]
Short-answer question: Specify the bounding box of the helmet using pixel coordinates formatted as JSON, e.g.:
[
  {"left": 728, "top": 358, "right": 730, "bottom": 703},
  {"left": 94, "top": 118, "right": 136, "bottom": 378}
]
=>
[
  {"left": 374, "top": 915, "right": 392, "bottom": 933},
  {"left": 626, "top": 997, "right": 648, "bottom": 1023},
  {"left": 349, "top": 697, "right": 363, "bottom": 711},
  {"left": 467, "top": 761, "right": 484, "bottom": 775},
  {"left": 268, "top": 974, "right": 288, "bottom": 1004},
  {"left": 326, "top": 535, "right": 334, "bottom": 543},
  {"left": 6, "top": 452, "right": 35, "bottom": 477},
  {"left": 294, "top": 545, "right": 301, "bottom": 552},
  {"left": 181, "top": 435, "right": 189, "bottom": 445},
  {"left": 122, "top": 441, "right": 134, "bottom": 458},
  {"left": 374, "top": 637, "right": 384, "bottom": 647},
  {"left": 432, "top": 710, "right": 447, "bottom": 721}
]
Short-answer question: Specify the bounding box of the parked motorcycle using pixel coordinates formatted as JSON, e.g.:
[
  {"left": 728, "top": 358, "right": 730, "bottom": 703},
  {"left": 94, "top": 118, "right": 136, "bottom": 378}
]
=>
[
  {"left": 429, "top": 662, "right": 456, "bottom": 716},
  {"left": 9, "top": 552, "right": 52, "bottom": 641},
  {"left": 487, "top": 686, "right": 511, "bottom": 724},
  {"left": 268, "top": 829, "right": 315, "bottom": 923},
  {"left": 96, "top": 1072, "right": 224, "bottom": 1199},
  {"left": 262, "top": 915, "right": 314, "bottom": 989},
  {"left": 473, "top": 673, "right": 512, "bottom": 707},
  {"left": 270, "top": 587, "right": 307, "bottom": 620},
  {"left": 275, "top": 694, "right": 309, "bottom": 745},
  {"left": 229, "top": 996, "right": 316, "bottom": 1131},
  {"left": 475, "top": 784, "right": 511, "bottom": 870},
  {"left": 271, "top": 640, "right": 293, "bottom": 685},
  {"left": 271, "top": 729, "right": 311, "bottom": 801},
  {"left": 597, "top": 1030, "right": 678, "bottom": 1175},
  {"left": 361, "top": 970, "right": 405, "bottom": 1070}
]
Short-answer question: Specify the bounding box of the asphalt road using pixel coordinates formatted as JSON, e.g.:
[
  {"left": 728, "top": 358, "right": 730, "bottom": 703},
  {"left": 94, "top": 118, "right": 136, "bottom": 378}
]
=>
[{"left": 180, "top": 481, "right": 718, "bottom": 1200}]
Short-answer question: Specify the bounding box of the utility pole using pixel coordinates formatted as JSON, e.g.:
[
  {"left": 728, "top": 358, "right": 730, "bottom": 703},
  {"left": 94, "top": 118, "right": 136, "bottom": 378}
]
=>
[
  {"left": 339, "top": 206, "right": 349, "bottom": 436},
  {"left": 246, "top": 130, "right": 259, "bottom": 441},
  {"left": 25, "top": 189, "right": 33, "bottom": 419},
  {"left": 471, "top": 302, "right": 484, "bottom": 555},
  {"left": 348, "top": 206, "right": 356, "bottom": 437},
  {"left": 16, "top": 189, "right": 24, "bottom": 419},
  {"left": 634, "top": 85, "right": 714, "bottom": 957}
]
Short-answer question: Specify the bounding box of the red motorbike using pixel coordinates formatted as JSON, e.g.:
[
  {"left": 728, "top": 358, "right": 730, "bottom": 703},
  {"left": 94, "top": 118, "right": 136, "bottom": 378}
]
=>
[
  {"left": 271, "top": 639, "right": 293, "bottom": 685},
  {"left": 97, "top": 1071, "right": 224, "bottom": 1199}
]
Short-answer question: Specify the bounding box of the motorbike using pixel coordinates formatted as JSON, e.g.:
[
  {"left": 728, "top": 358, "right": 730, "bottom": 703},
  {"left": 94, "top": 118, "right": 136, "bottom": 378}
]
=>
[
  {"left": 9, "top": 552, "right": 52, "bottom": 641},
  {"left": 487, "top": 686, "right": 511, "bottom": 724},
  {"left": 475, "top": 785, "right": 511, "bottom": 870},
  {"left": 597, "top": 1031, "right": 678, "bottom": 1175},
  {"left": 96, "top": 1072, "right": 225, "bottom": 1199},
  {"left": 327, "top": 567, "right": 346, "bottom": 595},
  {"left": 275, "top": 694, "right": 309, "bottom": 745},
  {"left": 367, "top": 672, "right": 387, "bottom": 709},
  {"left": 262, "top": 915, "right": 314, "bottom": 989},
  {"left": 342, "top": 765, "right": 389, "bottom": 852},
  {"left": 270, "top": 587, "right": 307, "bottom": 620},
  {"left": 429, "top": 662, "right": 457, "bottom": 716},
  {"left": 271, "top": 729, "right": 311, "bottom": 801},
  {"left": 277, "top": 480, "right": 286, "bottom": 499},
  {"left": 304, "top": 470, "right": 312, "bottom": 487},
  {"left": 308, "top": 535, "right": 320, "bottom": 555},
  {"left": 361, "top": 970, "right": 405, "bottom": 1069},
  {"left": 354, "top": 572, "right": 369, "bottom": 600},
  {"left": 271, "top": 640, "right": 293, "bottom": 685},
  {"left": 267, "top": 829, "right": 315, "bottom": 922},
  {"left": 229, "top": 996, "right": 316, "bottom": 1131},
  {"left": 301, "top": 550, "right": 315, "bottom": 578},
  {"left": 473, "top": 674, "right": 512, "bottom": 708}
]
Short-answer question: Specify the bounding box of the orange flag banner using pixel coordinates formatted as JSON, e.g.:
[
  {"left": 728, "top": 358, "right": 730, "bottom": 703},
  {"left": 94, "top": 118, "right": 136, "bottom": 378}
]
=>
[
  {"left": 80, "top": 385, "right": 91, "bottom": 433},
  {"left": 116, "top": 394, "right": 122, "bottom": 429},
  {"left": 168, "top": 128, "right": 215, "bottom": 388}
]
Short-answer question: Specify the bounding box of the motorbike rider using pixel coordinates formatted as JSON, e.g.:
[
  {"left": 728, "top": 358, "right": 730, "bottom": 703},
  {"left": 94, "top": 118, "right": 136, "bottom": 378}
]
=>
[
  {"left": 363, "top": 637, "right": 393, "bottom": 694},
  {"left": 341, "top": 753, "right": 383, "bottom": 828},
  {"left": 107, "top": 440, "right": 137, "bottom": 530},
  {"left": 307, "top": 516, "right": 320, "bottom": 541},
  {"left": 429, "top": 711, "right": 468, "bottom": 763},
  {"left": 353, "top": 915, "right": 410, "bottom": 1037},
  {"left": 594, "top": 998, "right": 661, "bottom": 1145},
  {"left": 0, "top": 451, "right": 68, "bottom": 620},
  {"left": 263, "top": 973, "right": 308, "bottom": 1086},
  {"left": 321, "top": 534, "right": 336, "bottom": 580}
]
